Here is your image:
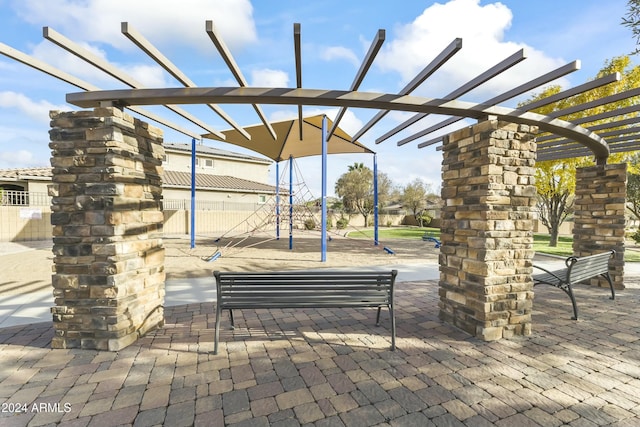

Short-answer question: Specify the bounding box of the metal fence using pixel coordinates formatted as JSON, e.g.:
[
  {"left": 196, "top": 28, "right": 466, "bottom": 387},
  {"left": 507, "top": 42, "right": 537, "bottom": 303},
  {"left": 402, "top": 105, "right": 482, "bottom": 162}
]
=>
[
  {"left": 0, "top": 190, "right": 51, "bottom": 206},
  {"left": 162, "top": 199, "right": 266, "bottom": 211},
  {"left": 0, "top": 190, "right": 269, "bottom": 212}
]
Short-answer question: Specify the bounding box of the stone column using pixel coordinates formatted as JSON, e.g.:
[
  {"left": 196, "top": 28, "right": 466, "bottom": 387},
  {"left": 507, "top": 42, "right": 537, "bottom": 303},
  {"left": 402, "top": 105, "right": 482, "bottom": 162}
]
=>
[
  {"left": 49, "top": 107, "right": 165, "bottom": 351},
  {"left": 573, "top": 163, "right": 626, "bottom": 290},
  {"left": 439, "top": 120, "right": 537, "bottom": 341}
]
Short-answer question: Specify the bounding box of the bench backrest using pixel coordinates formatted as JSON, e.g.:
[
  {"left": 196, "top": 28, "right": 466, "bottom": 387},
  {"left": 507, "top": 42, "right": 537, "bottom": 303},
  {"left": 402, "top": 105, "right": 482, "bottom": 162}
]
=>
[
  {"left": 566, "top": 250, "right": 614, "bottom": 283},
  {"left": 214, "top": 270, "right": 397, "bottom": 309}
]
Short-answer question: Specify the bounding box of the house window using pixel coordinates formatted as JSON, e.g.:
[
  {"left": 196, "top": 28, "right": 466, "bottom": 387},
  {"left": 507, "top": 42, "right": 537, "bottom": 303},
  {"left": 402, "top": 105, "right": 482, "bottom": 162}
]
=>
[
  {"left": 258, "top": 195, "right": 267, "bottom": 204},
  {"left": 196, "top": 157, "right": 214, "bottom": 168}
]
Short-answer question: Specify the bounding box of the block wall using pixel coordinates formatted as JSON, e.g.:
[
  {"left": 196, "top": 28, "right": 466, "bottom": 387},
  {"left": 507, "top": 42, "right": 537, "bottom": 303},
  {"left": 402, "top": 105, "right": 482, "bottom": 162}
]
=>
[
  {"left": 49, "top": 107, "right": 165, "bottom": 351},
  {"left": 439, "top": 120, "right": 537, "bottom": 341},
  {"left": 573, "top": 163, "right": 626, "bottom": 290}
]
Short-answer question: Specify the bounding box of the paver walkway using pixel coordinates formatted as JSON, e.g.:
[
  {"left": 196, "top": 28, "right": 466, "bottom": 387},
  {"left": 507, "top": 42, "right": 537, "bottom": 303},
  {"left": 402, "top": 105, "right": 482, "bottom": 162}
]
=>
[{"left": 1, "top": 280, "right": 639, "bottom": 426}]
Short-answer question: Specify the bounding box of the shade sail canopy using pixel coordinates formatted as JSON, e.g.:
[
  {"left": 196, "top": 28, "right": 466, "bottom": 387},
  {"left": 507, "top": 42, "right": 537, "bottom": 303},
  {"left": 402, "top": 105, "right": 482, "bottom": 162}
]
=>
[{"left": 201, "top": 114, "right": 374, "bottom": 162}]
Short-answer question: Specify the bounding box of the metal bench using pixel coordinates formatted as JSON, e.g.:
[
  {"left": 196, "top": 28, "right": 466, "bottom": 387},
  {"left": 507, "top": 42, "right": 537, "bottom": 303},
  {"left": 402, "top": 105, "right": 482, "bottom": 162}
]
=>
[
  {"left": 532, "top": 251, "right": 615, "bottom": 320},
  {"left": 213, "top": 270, "right": 398, "bottom": 354}
]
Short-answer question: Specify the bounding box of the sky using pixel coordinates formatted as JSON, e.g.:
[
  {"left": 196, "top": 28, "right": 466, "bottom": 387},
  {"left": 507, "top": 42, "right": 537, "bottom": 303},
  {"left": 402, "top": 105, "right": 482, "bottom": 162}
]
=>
[{"left": 0, "top": 0, "right": 636, "bottom": 198}]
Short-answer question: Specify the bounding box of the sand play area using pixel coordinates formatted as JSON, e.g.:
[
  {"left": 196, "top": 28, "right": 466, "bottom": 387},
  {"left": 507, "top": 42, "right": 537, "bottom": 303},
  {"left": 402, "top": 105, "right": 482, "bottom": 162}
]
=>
[{"left": 0, "top": 231, "right": 440, "bottom": 297}]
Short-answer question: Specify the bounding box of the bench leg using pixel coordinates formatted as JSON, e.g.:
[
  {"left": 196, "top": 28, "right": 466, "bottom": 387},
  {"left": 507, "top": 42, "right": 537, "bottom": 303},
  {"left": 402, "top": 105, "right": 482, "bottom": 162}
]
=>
[
  {"left": 534, "top": 282, "right": 579, "bottom": 320},
  {"left": 602, "top": 273, "right": 615, "bottom": 300},
  {"left": 389, "top": 304, "right": 396, "bottom": 351},
  {"left": 375, "top": 306, "right": 381, "bottom": 326},
  {"left": 229, "top": 309, "right": 235, "bottom": 330},
  {"left": 214, "top": 303, "right": 221, "bottom": 355},
  {"left": 566, "top": 285, "right": 579, "bottom": 321}
]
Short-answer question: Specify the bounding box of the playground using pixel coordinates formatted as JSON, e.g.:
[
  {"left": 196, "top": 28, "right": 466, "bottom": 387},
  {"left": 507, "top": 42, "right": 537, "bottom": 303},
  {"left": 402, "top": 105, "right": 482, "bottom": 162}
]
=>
[{"left": 0, "top": 230, "right": 440, "bottom": 298}]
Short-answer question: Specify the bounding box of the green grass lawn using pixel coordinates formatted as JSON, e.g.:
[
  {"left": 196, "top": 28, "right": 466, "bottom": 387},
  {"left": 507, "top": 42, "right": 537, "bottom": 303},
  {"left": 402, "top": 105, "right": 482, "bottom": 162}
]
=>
[
  {"left": 533, "top": 234, "right": 574, "bottom": 257},
  {"left": 532, "top": 234, "right": 640, "bottom": 262},
  {"left": 346, "top": 226, "right": 440, "bottom": 240},
  {"left": 348, "top": 227, "right": 640, "bottom": 262}
]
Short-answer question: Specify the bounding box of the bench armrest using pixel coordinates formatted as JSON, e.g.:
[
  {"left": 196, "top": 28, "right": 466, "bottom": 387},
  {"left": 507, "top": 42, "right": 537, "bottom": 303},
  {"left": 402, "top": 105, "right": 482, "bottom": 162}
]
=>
[{"left": 565, "top": 256, "right": 578, "bottom": 268}]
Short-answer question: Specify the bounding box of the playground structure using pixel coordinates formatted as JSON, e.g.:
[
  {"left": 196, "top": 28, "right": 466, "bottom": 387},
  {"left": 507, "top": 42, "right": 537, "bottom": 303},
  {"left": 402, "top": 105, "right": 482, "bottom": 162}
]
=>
[
  {"left": 203, "top": 157, "right": 324, "bottom": 260},
  {"left": 202, "top": 157, "right": 395, "bottom": 261}
]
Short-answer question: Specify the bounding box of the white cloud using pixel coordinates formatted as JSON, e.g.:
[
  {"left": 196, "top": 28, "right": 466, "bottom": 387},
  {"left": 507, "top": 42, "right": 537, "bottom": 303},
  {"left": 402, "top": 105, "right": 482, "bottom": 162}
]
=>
[
  {"left": 251, "top": 69, "right": 289, "bottom": 87},
  {"left": 16, "top": 0, "right": 257, "bottom": 52},
  {"left": 0, "top": 91, "right": 68, "bottom": 123},
  {"left": 377, "top": 0, "right": 566, "bottom": 100},
  {"left": 122, "top": 64, "right": 168, "bottom": 88},
  {"left": 269, "top": 107, "right": 364, "bottom": 137},
  {"left": 0, "top": 149, "right": 35, "bottom": 167},
  {"left": 321, "top": 46, "right": 359, "bottom": 68},
  {"left": 29, "top": 40, "right": 169, "bottom": 88}
]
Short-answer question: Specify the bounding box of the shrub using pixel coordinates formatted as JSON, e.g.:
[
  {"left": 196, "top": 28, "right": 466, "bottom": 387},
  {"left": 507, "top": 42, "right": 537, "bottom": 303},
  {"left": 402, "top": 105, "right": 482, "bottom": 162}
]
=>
[
  {"left": 336, "top": 217, "right": 349, "bottom": 229},
  {"left": 632, "top": 229, "right": 640, "bottom": 244},
  {"left": 418, "top": 212, "right": 432, "bottom": 227},
  {"left": 304, "top": 218, "right": 316, "bottom": 230}
]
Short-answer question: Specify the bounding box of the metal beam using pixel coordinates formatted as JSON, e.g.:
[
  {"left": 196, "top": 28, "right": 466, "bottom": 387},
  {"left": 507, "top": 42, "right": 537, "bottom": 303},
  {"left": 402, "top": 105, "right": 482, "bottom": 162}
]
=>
[
  {"left": 587, "top": 115, "right": 640, "bottom": 132},
  {"left": 121, "top": 22, "right": 250, "bottom": 140},
  {"left": 549, "top": 86, "right": 640, "bottom": 118},
  {"left": 571, "top": 103, "right": 640, "bottom": 125},
  {"left": 0, "top": 41, "right": 202, "bottom": 139},
  {"left": 538, "top": 124, "right": 640, "bottom": 148},
  {"left": 536, "top": 140, "right": 640, "bottom": 161},
  {"left": 417, "top": 136, "right": 445, "bottom": 149},
  {"left": 537, "top": 135, "right": 640, "bottom": 158},
  {"left": 610, "top": 140, "right": 640, "bottom": 152},
  {"left": 522, "top": 72, "right": 620, "bottom": 112},
  {"left": 65, "top": 86, "right": 610, "bottom": 161},
  {"left": 43, "top": 26, "right": 225, "bottom": 139},
  {"left": 205, "top": 20, "right": 277, "bottom": 140},
  {"left": 596, "top": 126, "right": 640, "bottom": 139},
  {"left": 395, "top": 60, "right": 581, "bottom": 147},
  {"left": 378, "top": 48, "right": 526, "bottom": 145},
  {"left": 327, "top": 28, "right": 385, "bottom": 139},
  {"left": 350, "top": 37, "right": 463, "bottom": 142},
  {"left": 294, "top": 23, "right": 303, "bottom": 140}
]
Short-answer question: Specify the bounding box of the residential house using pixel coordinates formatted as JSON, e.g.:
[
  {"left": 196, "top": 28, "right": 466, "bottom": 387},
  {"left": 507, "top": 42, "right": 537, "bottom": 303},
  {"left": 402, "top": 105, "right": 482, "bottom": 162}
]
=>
[
  {"left": 0, "top": 143, "right": 277, "bottom": 241},
  {"left": 0, "top": 142, "right": 276, "bottom": 206}
]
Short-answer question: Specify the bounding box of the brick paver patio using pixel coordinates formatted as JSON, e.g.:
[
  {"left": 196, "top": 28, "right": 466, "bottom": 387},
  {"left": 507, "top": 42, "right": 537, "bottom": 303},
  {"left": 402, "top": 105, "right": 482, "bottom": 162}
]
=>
[{"left": 1, "top": 279, "right": 639, "bottom": 426}]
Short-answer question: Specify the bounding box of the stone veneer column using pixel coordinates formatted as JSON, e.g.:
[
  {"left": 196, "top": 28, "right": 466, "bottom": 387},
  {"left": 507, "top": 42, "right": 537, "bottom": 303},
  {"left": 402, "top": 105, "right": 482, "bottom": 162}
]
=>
[
  {"left": 439, "top": 120, "right": 537, "bottom": 341},
  {"left": 573, "top": 163, "right": 626, "bottom": 290},
  {"left": 49, "top": 107, "right": 165, "bottom": 350}
]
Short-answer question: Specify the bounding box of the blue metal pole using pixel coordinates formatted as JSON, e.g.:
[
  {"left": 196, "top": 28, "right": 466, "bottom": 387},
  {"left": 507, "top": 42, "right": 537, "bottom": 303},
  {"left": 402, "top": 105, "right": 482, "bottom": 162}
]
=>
[
  {"left": 289, "top": 155, "right": 293, "bottom": 251},
  {"left": 276, "top": 161, "right": 280, "bottom": 240},
  {"left": 321, "top": 115, "right": 328, "bottom": 262},
  {"left": 373, "top": 153, "right": 379, "bottom": 246},
  {"left": 190, "top": 137, "right": 196, "bottom": 249}
]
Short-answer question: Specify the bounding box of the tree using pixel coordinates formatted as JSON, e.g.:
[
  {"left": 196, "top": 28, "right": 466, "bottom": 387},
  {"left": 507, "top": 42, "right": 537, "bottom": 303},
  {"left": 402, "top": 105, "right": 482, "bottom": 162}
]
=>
[
  {"left": 522, "top": 56, "right": 640, "bottom": 245},
  {"left": 401, "top": 178, "right": 433, "bottom": 227},
  {"left": 622, "top": 0, "right": 640, "bottom": 54},
  {"left": 535, "top": 160, "right": 581, "bottom": 246},
  {"left": 626, "top": 154, "right": 640, "bottom": 221},
  {"left": 376, "top": 171, "right": 397, "bottom": 211},
  {"left": 334, "top": 162, "right": 394, "bottom": 227}
]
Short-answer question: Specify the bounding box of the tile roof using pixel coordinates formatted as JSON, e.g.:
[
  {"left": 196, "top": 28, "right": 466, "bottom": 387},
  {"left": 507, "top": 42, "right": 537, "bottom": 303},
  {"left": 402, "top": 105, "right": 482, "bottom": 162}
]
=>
[
  {"left": 0, "top": 167, "right": 53, "bottom": 180},
  {"left": 164, "top": 143, "right": 271, "bottom": 164},
  {"left": 163, "top": 170, "right": 277, "bottom": 193},
  {"left": 0, "top": 167, "right": 277, "bottom": 194}
]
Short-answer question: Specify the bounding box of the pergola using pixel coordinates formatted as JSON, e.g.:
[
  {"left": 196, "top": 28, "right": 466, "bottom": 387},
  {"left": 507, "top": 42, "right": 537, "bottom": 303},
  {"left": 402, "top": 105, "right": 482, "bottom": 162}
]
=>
[
  {"left": 2, "top": 23, "right": 640, "bottom": 159},
  {"left": 1, "top": 21, "right": 637, "bottom": 350}
]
